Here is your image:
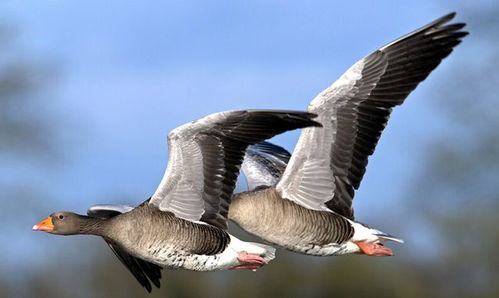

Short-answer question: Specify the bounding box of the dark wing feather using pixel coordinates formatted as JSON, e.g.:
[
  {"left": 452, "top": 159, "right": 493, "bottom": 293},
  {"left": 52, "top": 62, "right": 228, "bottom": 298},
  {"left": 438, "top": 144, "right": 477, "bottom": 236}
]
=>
[
  {"left": 277, "top": 13, "right": 467, "bottom": 219},
  {"left": 200, "top": 110, "right": 321, "bottom": 229},
  {"left": 149, "top": 110, "right": 320, "bottom": 229},
  {"left": 327, "top": 13, "right": 468, "bottom": 218},
  {"left": 105, "top": 243, "right": 162, "bottom": 293}
]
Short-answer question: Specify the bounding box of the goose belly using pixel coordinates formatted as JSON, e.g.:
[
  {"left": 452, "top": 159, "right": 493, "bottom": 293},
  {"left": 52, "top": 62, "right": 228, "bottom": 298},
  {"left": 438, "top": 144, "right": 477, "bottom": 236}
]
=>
[
  {"left": 257, "top": 226, "right": 360, "bottom": 256},
  {"left": 230, "top": 189, "right": 357, "bottom": 256},
  {"left": 139, "top": 245, "right": 239, "bottom": 271},
  {"left": 278, "top": 239, "right": 360, "bottom": 256},
  {"left": 112, "top": 204, "right": 275, "bottom": 271},
  {"left": 118, "top": 233, "right": 240, "bottom": 271},
  {"left": 113, "top": 207, "right": 242, "bottom": 271},
  {"left": 127, "top": 235, "right": 274, "bottom": 271}
]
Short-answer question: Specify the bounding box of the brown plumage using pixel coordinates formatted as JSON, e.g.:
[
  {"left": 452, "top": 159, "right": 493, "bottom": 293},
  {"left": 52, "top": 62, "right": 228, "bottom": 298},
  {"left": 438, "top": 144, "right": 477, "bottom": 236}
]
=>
[{"left": 230, "top": 188, "right": 354, "bottom": 255}]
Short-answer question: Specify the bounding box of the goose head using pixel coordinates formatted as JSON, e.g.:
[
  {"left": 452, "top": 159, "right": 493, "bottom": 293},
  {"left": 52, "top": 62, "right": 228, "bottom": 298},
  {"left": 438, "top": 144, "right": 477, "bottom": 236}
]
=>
[{"left": 33, "top": 212, "right": 103, "bottom": 235}]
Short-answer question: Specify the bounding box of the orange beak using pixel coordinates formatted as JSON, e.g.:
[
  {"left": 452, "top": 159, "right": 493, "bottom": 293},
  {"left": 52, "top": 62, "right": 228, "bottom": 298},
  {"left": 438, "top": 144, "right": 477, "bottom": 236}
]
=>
[{"left": 33, "top": 216, "right": 54, "bottom": 232}]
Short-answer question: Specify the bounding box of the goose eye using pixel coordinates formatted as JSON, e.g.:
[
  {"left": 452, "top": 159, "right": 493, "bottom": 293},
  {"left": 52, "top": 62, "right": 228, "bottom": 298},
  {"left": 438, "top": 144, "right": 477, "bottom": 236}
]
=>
[{"left": 58, "top": 214, "right": 64, "bottom": 220}]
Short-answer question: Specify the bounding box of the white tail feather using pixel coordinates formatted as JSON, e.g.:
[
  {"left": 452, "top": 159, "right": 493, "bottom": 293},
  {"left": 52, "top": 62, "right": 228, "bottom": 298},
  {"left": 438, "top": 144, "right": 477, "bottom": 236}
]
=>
[
  {"left": 375, "top": 233, "right": 404, "bottom": 243},
  {"left": 351, "top": 222, "right": 404, "bottom": 244},
  {"left": 246, "top": 242, "right": 276, "bottom": 262}
]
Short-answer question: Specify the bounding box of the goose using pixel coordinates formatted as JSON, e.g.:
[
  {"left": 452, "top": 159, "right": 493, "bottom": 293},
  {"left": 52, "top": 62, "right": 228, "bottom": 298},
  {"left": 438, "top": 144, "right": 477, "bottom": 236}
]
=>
[
  {"left": 33, "top": 109, "right": 321, "bottom": 292},
  {"left": 228, "top": 13, "right": 468, "bottom": 257}
]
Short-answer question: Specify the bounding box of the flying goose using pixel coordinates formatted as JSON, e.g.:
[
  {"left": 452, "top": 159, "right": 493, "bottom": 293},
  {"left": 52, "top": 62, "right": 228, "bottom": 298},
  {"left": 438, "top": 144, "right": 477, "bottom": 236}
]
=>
[
  {"left": 229, "top": 13, "right": 468, "bottom": 256},
  {"left": 33, "top": 109, "right": 321, "bottom": 292}
]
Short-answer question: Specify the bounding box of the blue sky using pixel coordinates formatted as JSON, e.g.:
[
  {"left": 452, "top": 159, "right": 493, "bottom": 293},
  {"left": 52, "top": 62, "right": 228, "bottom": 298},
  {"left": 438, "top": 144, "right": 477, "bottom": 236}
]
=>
[{"left": 2, "top": 1, "right": 474, "bottom": 270}]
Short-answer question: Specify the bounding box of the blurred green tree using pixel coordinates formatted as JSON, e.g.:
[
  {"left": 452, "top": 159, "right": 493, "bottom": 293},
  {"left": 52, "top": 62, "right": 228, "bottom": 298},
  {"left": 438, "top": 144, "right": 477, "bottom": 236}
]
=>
[
  {"left": 404, "top": 4, "right": 499, "bottom": 297},
  {"left": 0, "top": 21, "right": 60, "bottom": 298}
]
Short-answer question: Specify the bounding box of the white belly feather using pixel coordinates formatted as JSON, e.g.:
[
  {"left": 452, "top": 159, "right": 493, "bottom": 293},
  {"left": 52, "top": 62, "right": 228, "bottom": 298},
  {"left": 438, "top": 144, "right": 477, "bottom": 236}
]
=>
[{"left": 138, "top": 235, "right": 276, "bottom": 271}]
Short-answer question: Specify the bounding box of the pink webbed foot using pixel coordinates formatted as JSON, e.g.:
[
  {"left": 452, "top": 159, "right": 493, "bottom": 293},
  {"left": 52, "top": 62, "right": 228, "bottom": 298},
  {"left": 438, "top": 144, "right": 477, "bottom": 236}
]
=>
[
  {"left": 354, "top": 241, "right": 394, "bottom": 256},
  {"left": 230, "top": 251, "right": 267, "bottom": 271}
]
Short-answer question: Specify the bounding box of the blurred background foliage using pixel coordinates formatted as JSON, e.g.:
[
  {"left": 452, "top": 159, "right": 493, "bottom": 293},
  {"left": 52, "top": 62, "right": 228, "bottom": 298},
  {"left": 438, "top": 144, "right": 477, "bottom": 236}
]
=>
[{"left": 2, "top": 2, "right": 498, "bottom": 298}]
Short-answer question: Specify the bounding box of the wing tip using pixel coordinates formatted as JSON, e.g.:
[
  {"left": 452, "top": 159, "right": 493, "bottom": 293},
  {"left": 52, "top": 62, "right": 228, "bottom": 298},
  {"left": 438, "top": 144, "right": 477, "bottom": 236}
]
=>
[
  {"left": 379, "top": 12, "right": 467, "bottom": 51},
  {"left": 441, "top": 11, "right": 456, "bottom": 22},
  {"left": 429, "top": 12, "right": 457, "bottom": 28}
]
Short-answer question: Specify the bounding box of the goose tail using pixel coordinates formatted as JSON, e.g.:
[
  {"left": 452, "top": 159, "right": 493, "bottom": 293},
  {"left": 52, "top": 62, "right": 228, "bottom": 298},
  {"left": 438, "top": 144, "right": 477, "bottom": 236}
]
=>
[
  {"left": 246, "top": 241, "right": 276, "bottom": 263},
  {"left": 374, "top": 231, "right": 404, "bottom": 243}
]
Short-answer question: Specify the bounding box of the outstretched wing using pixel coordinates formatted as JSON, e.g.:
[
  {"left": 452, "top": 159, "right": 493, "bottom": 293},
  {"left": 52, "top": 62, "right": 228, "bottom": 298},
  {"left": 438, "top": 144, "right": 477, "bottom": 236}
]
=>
[
  {"left": 277, "top": 13, "right": 468, "bottom": 219},
  {"left": 87, "top": 205, "right": 162, "bottom": 293},
  {"left": 242, "top": 141, "right": 291, "bottom": 190},
  {"left": 149, "top": 110, "right": 320, "bottom": 229}
]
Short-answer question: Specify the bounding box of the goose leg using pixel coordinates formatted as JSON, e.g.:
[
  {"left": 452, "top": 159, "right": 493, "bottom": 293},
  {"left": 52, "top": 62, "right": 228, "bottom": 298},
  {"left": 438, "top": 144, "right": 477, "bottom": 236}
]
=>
[
  {"left": 230, "top": 251, "right": 267, "bottom": 271},
  {"left": 354, "top": 241, "right": 394, "bottom": 256}
]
